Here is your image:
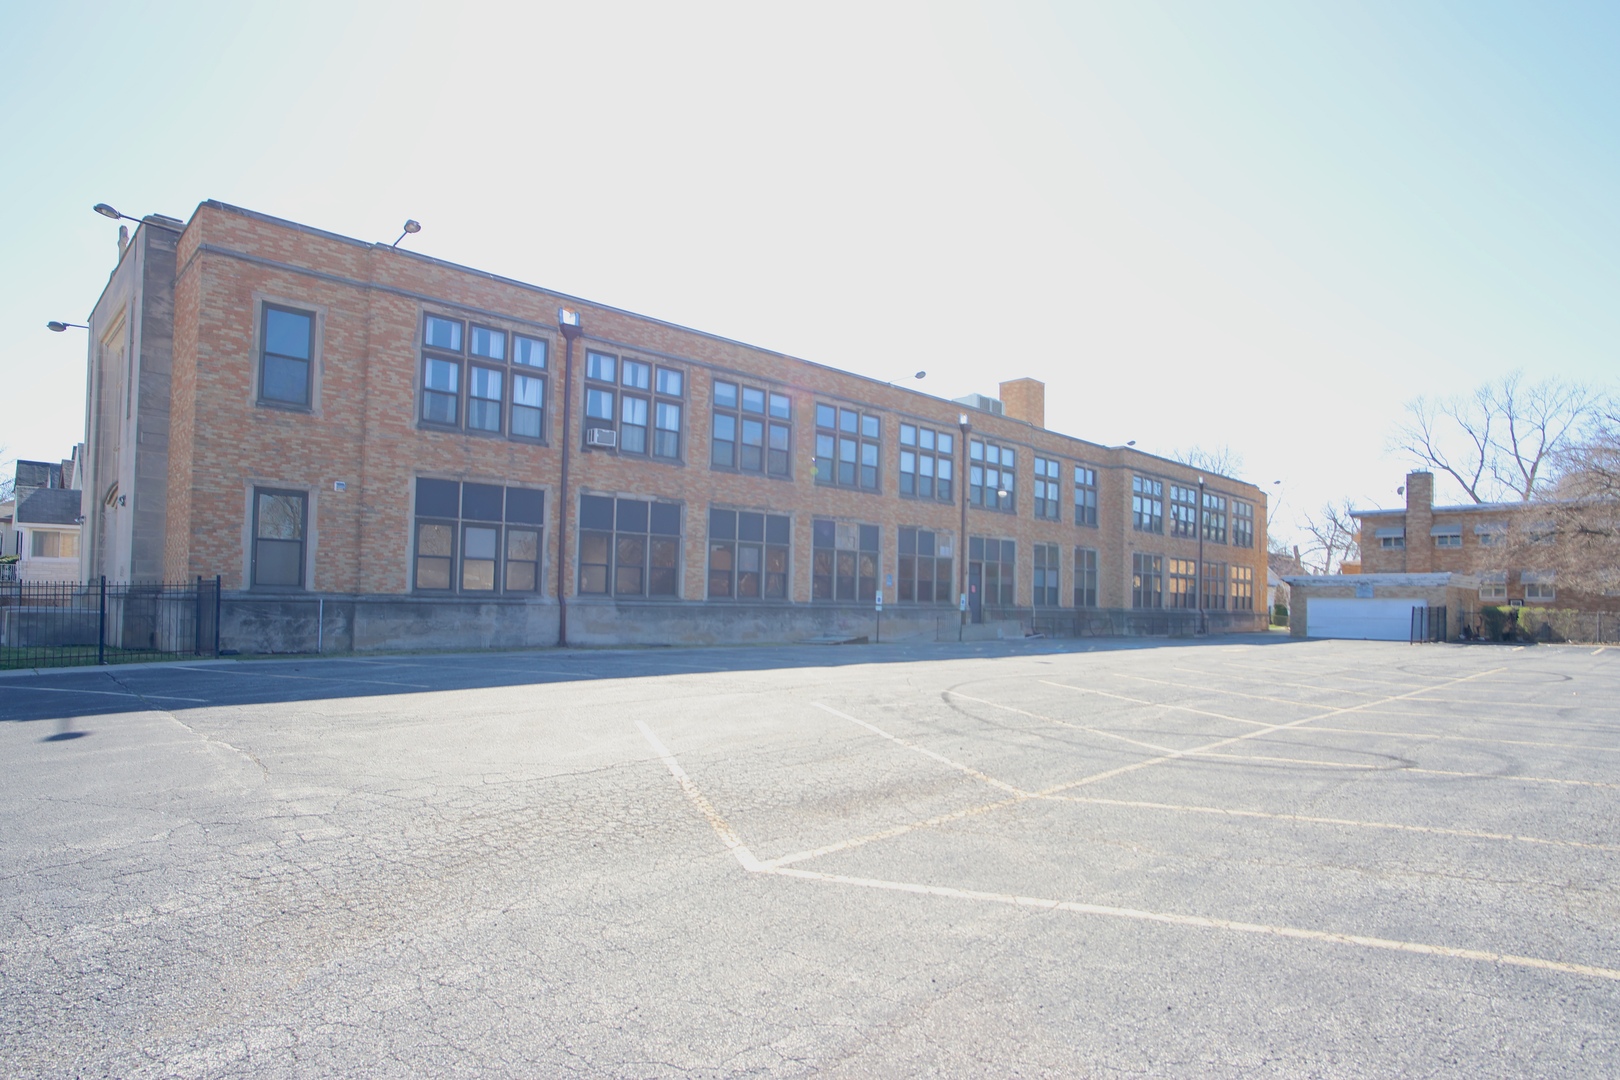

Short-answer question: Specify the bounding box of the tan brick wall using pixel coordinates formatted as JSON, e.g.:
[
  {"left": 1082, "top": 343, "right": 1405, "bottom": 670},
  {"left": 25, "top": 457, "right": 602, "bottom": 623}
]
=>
[{"left": 166, "top": 203, "right": 1270, "bottom": 617}]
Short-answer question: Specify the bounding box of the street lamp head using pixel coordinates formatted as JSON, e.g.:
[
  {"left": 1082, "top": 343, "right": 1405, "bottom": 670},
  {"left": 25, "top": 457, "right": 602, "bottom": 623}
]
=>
[
  {"left": 1126, "top": 440, "right": 1136, "bottom": 447},
  {"left": 913, "top": 370, "right": 926, "bottom": 380},
  {"left": 46, "top": 321, "right": 86, "bottom": 332},
  {"left": 402, "top": 219, "right": 421, "bottom": 235},
  {"left": 93, "top": 203, "right": 124, "bottom": 221}
]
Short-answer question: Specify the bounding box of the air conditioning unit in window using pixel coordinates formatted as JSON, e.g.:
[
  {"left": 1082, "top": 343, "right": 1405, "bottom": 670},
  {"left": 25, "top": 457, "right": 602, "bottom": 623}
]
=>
[{"left": 585, "top": 428, "right": 617, "bottom": 449}]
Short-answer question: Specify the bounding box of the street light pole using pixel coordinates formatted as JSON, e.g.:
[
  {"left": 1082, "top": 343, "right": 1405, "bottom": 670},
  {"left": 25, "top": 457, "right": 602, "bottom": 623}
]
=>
[
  {"left": 556, "top": 308, "right": 583, "bottom": 648},
  {"left": 959, "top": 413, "right": 971, "bottom": 642},
  {"left": 1197, "top": 476, "right": 1206, "bottom": 635}
]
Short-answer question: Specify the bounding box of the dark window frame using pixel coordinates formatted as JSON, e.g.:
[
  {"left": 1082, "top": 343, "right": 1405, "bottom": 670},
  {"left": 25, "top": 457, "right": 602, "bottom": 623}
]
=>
[
  {"left": 585, "top": 350, "right": 684, "bottom": 461},
  {"left": 1168, "top": 557, "right": 1197, "bottom": 609},
  {"left": 707, "top": 508, "right": 790, "bottom": 600},
  {"left": 812, "top": 518, "right": 880, "bottom": 601},
  {"left": 1230, "top": 565, "right": 1254, "bottom": 610},
  {"left": 1169, "top": 484, "right": 1198, "bottom": 539},
  {"left": 969, "top": 438, "right": 1017, "bottom": 513},
  {"left": 897, "top": 526, "right": 955, "bottom": 605},
  {"left": 969, "top": 535, "right": 1016, "bottom": 606},
  {"left": 1033, "top": 458, "right": 1062, "bottom": 521},
  {"left": 898, "top": 424, "right": 955, "bottom": 502},
  {"left": 1073, "top": 465, "right": 1098, "bottom": 527},
  {"left": 251, "top": 486, "right": 308, "bottom": 590},
  {"left": 711, "top": 380, "right": 793, "bottom": 479},
  {"left": 258, "top": 303, "right": 316, "bottom": 410},
  {"left": 1132, "top": 553, "right": 1164, "bottom": 608},
  {"left": 1074, "top": 547, "right": 1098, "bottom": 607},
  {"left": 1132, "top": 476, "right": 1164, "bottom": 534},
  {"left": 411, "top": 478, "right": 545, "bottom": 595},
  {"left": 1201, "top": 491, "right": 1228, "bottom": 545},
  {"left": 1232, "top": 500, "right": 1254, "bottom": 548},
  {"left": 418, "top": 313, "right": 550, "bottom": 442},
  {"left": 1033, "top": 542, "right": 1060, "bottom": 606},
  {"left": 814, "top": 405, "right": 882, "bottom": 492},
  {"left": 577, "top": 495, "right": 682, "bottom": 598},
  {"left": 1202, "top": 561, "right": 1227, "bottom": 609}
]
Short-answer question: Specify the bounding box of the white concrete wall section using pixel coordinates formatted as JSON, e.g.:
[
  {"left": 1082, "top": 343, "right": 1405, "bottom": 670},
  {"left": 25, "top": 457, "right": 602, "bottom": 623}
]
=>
[{"left": 1307, "top": 598, "right": 1426, "bottom": 641}]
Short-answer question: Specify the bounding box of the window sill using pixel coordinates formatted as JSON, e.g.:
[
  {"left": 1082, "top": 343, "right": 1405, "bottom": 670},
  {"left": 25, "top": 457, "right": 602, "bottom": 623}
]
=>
[{"left": 256, "top": 399, "right": 314, "bottom": 414}]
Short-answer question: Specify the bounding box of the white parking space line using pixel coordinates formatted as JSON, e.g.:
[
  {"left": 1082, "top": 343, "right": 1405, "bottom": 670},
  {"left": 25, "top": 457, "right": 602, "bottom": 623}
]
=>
[
  {"left": 1039, "top": 794, "right": 1620, "bottom": 852},
  {"left": 1119, "top": 672, "right": 1368, "bottom": 709},
  {"left": 1294, "top": 725, "right": 1620, "bottom": 754},
  {"left": 1035, "top": 682, "right": 1272, "bottom": 727},
  {"left": 811, "top": 703, "right": 1027, "bottom": 796},
  {"left": 774, "top": 668, "right": 1507, "bottom": 868},
  {"left": 3, "top": 685, "right": 207, "bottom": 702},
  {"left": 640, "top": 722, "right": 1620, "bottom": 985},
  {"left": 172, "top": 666, "right": 430, "bottom": 689},
  {"left": 944, "top": 690, "right": 1180, "bottom": 755}
]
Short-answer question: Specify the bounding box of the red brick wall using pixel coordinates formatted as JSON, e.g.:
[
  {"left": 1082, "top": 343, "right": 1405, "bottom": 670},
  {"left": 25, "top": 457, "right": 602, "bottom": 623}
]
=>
[{"left": 167, "top": 203, "right": 1269, "bottom": 612}]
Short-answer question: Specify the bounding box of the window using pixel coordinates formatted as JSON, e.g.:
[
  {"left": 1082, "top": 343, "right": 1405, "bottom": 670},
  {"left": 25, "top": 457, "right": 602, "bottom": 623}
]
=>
[
  {"left": 1169, "top": 485, "right": 1198, "bottom": 538},
  {"left": 712, "top": 381, "right": 792, "bottom": 477},
  {"left": 1479, "top": 571, "right": 1507, "bottom": 600},
  {"left": 419, "top": 314, "right": 549, "bottom": 440},
  {"left": 1203, "top": 561, "right": 1227, "bottom": 610},
  {"left": 1433, "top": 526, "right": 1462, "bottom": 549},
  {"left": 815, "top": 405, "right": 880, "bottom": 490},
  {"left": 252, "top": 488, "right": 307, "bottom": 588},
  {"left": 1133, "top": 477, "right": 1163, "bottom": 533},
  {"left": 578, "top": 495, "right": 681, "bottom": 597},
  {"left": 1073, "top": 466, "right": 1098, "bottom": 527},
  {"left": 898, "top": 527, "right": 955, "bottom": 604},
  {"left": 813, "top": 520, "right": 879, "bottom": 601},
  {"left": 1376, "top": 528, "right": 1405, "bottom": 549},
  {"left": 970, "top": 536, "right": 1015, "bottom": 606},
  {"left": 899, "top": 424, "right": 955, "bottom": 501},
  {"left": 1033, "top": 458, "right": 1061, "bottom": 520},
  {"left": 1202, "top": 492, "right": 1227, "bottom": 544},
  {"left": 969, "top": 439, "right": 1016, "bottom": 512},
  {"left": 708, "top": 509, "right": 789, "bottom": 600},
  {"left": 1074, "top": 548, "right": 1098, "bottom": 607},
  {"left": 412, "top": 478, "right": 544, "bottom": 594},
  {"left": 1475, "top": 526, "right": 1505, "bottom": 547},
  {"left": 1168, "top": 558, "right": 1197, "bottom": 609},
  {"left": 1522, "top": 572, "right": 1556, "bottom": 602},
  {"left": 1033, "top": 543, "right": 1060, "bottom": 605},
  {"left": 1230, "top": 565, "right": 1254, "bottom": 610},
  {"left": 585, "top": 350, "right": 683, "bottom": 459},
  {"left": 1132, "top": 553, "right": 1163, "bottom": 608},
  {"left": 28, "top": 531, "right": 79, "bottom": 558},
  {"left": 1232, "top": 501, "right": 1254, "bottom": 548},
  {"left": 259, "top": 304, "right": 314, "bottom": 408}
]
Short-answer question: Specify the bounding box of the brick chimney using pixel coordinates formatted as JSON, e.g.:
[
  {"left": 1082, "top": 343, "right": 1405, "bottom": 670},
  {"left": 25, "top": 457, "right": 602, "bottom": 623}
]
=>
[
  {"left": 1404, "top": 471, "right": 1433, "bottom": 572},
  {"left": 999, "top": 378, "right": 1045, "bottom": 428}
]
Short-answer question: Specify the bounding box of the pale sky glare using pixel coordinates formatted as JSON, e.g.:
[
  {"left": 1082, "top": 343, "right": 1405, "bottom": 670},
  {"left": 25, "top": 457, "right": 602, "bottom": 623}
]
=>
[{"left": 3, "top": 1, "right": 1616, "bottom": 551}]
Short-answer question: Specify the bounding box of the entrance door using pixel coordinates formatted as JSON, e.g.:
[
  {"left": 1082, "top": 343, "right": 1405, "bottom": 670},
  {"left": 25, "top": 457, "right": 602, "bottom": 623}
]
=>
[{"left": 968, "top": 562, "right": 983, "bottom": 623}]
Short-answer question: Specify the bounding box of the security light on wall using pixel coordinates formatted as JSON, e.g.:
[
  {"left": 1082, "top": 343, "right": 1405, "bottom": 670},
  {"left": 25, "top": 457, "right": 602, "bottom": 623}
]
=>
[{"left": 392, "top": 220, "right": 422, "bottom": 247}]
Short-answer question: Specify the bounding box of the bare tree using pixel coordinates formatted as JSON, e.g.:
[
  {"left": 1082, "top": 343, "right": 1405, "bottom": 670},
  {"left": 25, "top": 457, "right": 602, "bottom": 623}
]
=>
[
  {"left": 0, "top": 445, "right": 13, "bottom": 504},
  {"left": 1393, "top": 372, "right": 1608, "bottom": 503},
  {"left": 1501, "top": 405, "right": 1620, "bottom": 597},
  {"left": 1299, "top": 499, "right": 1361, "bottom": 575},
  {"left": 1171, "top": 445, "right": 1245, "bottom": 479}
]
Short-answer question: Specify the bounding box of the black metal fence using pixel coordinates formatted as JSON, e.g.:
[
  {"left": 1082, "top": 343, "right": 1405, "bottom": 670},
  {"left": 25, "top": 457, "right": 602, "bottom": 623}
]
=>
[
  {"left": 0, "top": 576, "right": 220, "bottom": 670},
  {"left": 1410, "top": 605, "right": 1447, "bottom": 643}
]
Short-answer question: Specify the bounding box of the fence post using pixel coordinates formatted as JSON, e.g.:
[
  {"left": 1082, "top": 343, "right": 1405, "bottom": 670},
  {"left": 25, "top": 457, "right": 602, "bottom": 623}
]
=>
[
  {"left": 98, "top": 576, "right": 107, "bottom": 665},
  {"left": 214, "top": 575, "right": 222, "bottom": 656},
  {"left": 195, "top": 575, "right": 203, "bottom": 655}
]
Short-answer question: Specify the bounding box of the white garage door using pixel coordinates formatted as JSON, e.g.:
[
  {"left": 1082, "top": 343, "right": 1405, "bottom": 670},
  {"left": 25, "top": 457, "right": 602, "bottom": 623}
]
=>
[{"left": 1308, "top": 598, "right": 1425, "bottom": 641}]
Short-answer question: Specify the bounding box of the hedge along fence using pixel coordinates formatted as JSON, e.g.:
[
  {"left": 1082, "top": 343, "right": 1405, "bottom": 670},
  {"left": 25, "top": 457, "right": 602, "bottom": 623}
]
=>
[{"left": 1462, "top": 606, "right": 1618, "bottom": 644}]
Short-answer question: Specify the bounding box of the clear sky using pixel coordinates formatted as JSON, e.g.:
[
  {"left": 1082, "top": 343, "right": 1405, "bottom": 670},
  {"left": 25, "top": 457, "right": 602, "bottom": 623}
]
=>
[{"left": 3, "top": 1, "right": 1615, "bottom": 551}]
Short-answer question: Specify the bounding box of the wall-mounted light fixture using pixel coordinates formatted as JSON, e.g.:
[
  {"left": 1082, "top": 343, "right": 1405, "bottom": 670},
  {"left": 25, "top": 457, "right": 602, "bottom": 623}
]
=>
[
  {"left": 46, "top": 321, "right": 87, "bottom": 332},
  {"left": 391, "top": 219, "right": 422, "bottom": 248}
]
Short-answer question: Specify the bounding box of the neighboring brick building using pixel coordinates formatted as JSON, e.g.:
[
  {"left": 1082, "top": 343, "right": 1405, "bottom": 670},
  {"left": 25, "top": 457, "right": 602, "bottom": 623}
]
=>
[{"left": 81, "top": 202, "right": 1269, "bottom": 652}]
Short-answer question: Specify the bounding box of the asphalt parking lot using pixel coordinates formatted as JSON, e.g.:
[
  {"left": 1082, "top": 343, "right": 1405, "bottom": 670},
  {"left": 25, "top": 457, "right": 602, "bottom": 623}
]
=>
[{"left": 2, "top": 636, "right": 1617, "bottom": 1078}]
